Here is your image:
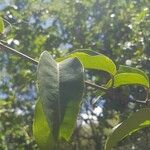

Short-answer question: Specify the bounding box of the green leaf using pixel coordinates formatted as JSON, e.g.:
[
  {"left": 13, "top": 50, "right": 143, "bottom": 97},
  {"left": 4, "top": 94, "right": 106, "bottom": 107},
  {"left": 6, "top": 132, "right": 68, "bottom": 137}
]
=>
[
  {"left": 58, "top": 50, "right": 117, "bottom": 76},
  {"left": 118, "top": 65, "right": 149, "bottom": 83},
  {"left": 37, "top": 51, "right": 84, "bottom": 141},
  {"left": 105, "top": 108, "right": 150, "bottom": 150},
  {"left": 106, "top": 65, "right": 149, "bottom": 89},
  {"left": 113, "top": 73, "right": 149, "bottom": 88},
  {"left": 0, "top": 17, "right": 4, "bottom": 33},
  {"left": 33, "top": 100, "right": 54, "bottom": 150},
  {"left": 0, "top": 100, "right": 10, "bottom": 106}
]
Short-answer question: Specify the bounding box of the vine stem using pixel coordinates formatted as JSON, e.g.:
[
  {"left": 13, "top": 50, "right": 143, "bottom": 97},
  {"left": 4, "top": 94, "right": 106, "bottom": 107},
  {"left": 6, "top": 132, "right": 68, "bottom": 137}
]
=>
[
  {"left": 0, "top": 42, "right": 107, "bottom": 91},
  {"left": 0, "top": 42, "right": 38, "bottom": 65}
]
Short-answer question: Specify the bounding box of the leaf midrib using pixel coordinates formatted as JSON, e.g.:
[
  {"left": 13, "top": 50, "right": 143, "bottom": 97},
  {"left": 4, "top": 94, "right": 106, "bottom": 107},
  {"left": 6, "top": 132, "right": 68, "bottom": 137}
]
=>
[{"left": 57, "top": 63, "right": 61, "bottom": 125}]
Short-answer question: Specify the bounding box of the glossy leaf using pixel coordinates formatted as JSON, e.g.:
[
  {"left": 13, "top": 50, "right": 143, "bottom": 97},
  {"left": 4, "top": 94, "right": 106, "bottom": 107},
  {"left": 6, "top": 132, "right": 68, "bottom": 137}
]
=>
[
  {"left": 58, "top": 50, "right": 117, "bottom": 76},
  {"left": 105, "top": 108, "right": 150, "bottom": 150},
  {"left": 37, "top": 51, "right": 84, "bottom": 142},
  {"left": 118, "top": 65, "right": 149, "bottom": 83},
  {"left": 0, "top": 17, "right": 4, "bottom": 33},
  {"left": 113, "top": 73, "right": 149, "bottom": 88}
]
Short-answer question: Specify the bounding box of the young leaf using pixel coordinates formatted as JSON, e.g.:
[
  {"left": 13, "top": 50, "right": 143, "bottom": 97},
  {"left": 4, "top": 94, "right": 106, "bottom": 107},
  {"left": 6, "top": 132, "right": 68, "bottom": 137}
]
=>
[
  {"left": 113, "top": 73, "right": 149, "bottom": 88},
  {"left": 58, "top": 50, "right": 117, "bottom": 76},
  {"left": 0, "top": 17, "right": 4, "bottom": 33},
  {"left": 37, "top": 51, "right": 84, "bottom": 141},
  {"left": 105, "top": 108, "right": 150, "bottom": 150},
  {"left": 118, "top": 65, "right": 149, "bottom": 83}
]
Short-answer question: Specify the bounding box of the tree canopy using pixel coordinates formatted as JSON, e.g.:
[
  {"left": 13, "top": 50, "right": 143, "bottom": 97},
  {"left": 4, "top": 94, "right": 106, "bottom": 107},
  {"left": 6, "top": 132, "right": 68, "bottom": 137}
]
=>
[{"left": 0, "top": 0, "right": 150, "bottom": 149}]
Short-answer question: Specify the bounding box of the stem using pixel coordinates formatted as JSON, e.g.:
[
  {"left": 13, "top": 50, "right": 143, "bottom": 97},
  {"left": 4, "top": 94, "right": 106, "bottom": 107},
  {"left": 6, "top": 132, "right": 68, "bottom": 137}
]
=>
[
  {"left": 84, "top": 80, "right": 107, "bottom": 91},
  {"left": 0, "top": 42, "right": 107, "bottom": 91},
  {"left": 3, "top": 18, "right": 12, "bottom": 29},
  {"left": 0, "top": 42, "right": 38, "bottom": 65}
]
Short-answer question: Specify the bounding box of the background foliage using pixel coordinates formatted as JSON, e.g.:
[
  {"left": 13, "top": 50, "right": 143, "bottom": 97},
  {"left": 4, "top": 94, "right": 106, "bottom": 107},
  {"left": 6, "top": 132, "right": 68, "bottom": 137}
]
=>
[{"left": 0, "top": 0, "right": 150, "bottom": 149}]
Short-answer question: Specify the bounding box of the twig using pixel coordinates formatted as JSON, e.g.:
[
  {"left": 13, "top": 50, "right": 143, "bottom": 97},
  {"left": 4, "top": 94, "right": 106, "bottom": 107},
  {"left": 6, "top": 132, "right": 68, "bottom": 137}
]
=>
[
  {"left": 3, "top": 18, "right": 12, "bottom": 29},
  {"left": 84, "top": 80, "right": 107, "bottom": 91},
  {"left": 0, "top": 42, "right": 38, "bottom": 65},
  {"left": 0, "top": 42, "right": 107, "bottom": 91}
]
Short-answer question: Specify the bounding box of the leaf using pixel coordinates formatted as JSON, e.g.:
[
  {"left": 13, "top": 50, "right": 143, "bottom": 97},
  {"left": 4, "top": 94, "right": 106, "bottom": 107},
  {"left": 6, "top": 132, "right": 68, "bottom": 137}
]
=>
[
  {"left": 37, "top": 51, "right": 84, "bottom": 141},
  {"left": 118, "top": 65, "right": 149, "bottom": 83},
  {"left": 0, "top": 17, "right": 4, "bottom": 33},
  {"left": 105, "top": 108, "right": 150, "bottom": 150},
  {"left": 57, "top": 50, "right": 117, "bottom": 76},
  {"left": 113, "top": 73, "right": 149, "bottom": 88},
  {"left": 33, "top": 100, "right": 55, "bottom": 150},
  {"left": 106, "top": 71, "right": 149, "bottom": 89}
]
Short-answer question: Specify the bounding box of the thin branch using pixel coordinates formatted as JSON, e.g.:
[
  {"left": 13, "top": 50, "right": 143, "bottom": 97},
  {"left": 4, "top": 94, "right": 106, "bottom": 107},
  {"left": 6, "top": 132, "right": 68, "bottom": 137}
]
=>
[
  {"left": 0, "top": 42, "right": 38, "bottom": 65},
  {"left": 0, "top": 42, "right": 107, "bottom": 91},
  {"left": 3, "top": 18, "right": 12, "bottom": 29},
  {"left": 84, "top": 80, "right": 107, "bottom": 91}
]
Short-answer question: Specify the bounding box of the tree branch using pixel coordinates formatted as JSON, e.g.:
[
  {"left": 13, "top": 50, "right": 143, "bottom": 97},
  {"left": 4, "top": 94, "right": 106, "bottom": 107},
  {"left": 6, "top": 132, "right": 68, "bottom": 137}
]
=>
[
  {"left": 0, "top": 42, "right": 107, "bottom": 91},
  {"left": 0, "top": 42, "right": 38, "bottom": 65}
]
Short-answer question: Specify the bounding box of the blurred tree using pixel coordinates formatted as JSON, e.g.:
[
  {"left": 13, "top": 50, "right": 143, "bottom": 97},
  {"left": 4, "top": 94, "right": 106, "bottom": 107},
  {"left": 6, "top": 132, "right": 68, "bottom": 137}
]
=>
[{"left": 0, "top": 0, "right": 150, "bottom": 149}]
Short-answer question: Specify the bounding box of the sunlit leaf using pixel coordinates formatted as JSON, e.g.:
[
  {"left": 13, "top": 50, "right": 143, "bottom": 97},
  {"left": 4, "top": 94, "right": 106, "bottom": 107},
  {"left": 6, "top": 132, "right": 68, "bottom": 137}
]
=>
[
  {"left": 113, "top": 73, "right": 149, "bottom": 88},
  {"left": 58, "top": 50, "right": 117, "bottom": 76},
  {"left": 0, "top": 17, "right": 4, "bottom": 33},
  {"left": 33, "top": 100, "right": 54, "bottom": 150},
  {"left": 118, "top": 65, "right": 149, "bottom": 83},
  {"left": 107, "top": 69, "right": 149, "bottom": 89},
  {"left": 105, "top": 108, "right": 150, "bottom": 150}
]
